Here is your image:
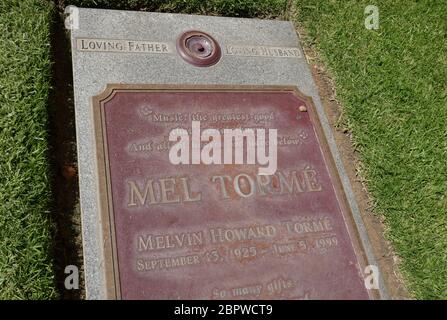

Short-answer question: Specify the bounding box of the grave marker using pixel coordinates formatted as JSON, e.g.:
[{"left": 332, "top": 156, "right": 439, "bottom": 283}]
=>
[{"left": 70, "top": 8, "right": 386, "bottom": 299}]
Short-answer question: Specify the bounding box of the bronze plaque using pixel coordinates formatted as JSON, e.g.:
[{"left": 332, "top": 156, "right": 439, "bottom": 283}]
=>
[{"left": 93, "top": 85, "right": 371, "bottom": 299}]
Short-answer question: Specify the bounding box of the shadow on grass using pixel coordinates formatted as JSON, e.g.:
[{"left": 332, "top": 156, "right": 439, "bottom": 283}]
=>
[{"left": 47, "top": 9, "right": 84, "bottom": 300}]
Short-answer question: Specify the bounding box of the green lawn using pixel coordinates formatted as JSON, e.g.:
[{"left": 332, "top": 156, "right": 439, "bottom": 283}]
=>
[
  {"left": 65, "top": 0, "right": 288, "bottom": 18},
  {"left": 295, "top": 0, "right": 447, "bottom": 298},
  {"left": 0, "top": 0, "right": 445, "bottom": 299},
  {"left": 0, "top": 0, "right": 56, "bottom": 299}
]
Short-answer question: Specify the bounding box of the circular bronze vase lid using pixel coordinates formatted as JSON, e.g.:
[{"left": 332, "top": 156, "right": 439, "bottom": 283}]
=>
[{"left": 176, "top": 30, "right": 222, "bottom": 67}]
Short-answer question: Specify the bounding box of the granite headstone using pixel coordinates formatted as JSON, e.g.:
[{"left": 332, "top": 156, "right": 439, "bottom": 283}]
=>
[{"left": 70, "top": 7, "right": 387, "bottom": 299}]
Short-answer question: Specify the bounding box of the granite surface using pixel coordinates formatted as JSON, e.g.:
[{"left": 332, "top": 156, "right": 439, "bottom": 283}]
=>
[{"left": 70, "top": 7, "right": 388, "bottom": 299}]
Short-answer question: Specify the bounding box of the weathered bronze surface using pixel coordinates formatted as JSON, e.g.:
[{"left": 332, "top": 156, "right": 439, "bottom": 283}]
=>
[{"left": 93, "top": 85, "right": 370, "bottom": 299}]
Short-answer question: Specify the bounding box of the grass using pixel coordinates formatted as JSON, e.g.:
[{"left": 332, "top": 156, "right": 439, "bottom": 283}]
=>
[
  {"left": 0, "top": 0, "right": 56, "bottom": 299},
  {"left": 1, "top": 0, "right": 445, "bottom": 299},
  {"left": 294, "top": 0, "right": 447, "bottom": 299},
  {"left": 63, "top": 0, "right": 288, "bottom": 18}
]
